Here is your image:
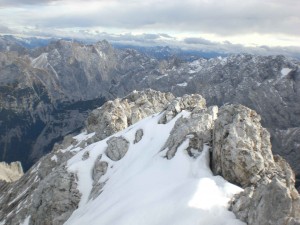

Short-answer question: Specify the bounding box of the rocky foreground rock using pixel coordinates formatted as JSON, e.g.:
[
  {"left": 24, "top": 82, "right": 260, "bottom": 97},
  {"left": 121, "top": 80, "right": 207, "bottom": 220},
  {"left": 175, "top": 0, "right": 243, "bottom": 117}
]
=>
[
  {"left": 212, "top": 105, "right": 300, "bottom": 225},
  {"left": 0, "top": 90, "right": 299, "bottom": 225}
]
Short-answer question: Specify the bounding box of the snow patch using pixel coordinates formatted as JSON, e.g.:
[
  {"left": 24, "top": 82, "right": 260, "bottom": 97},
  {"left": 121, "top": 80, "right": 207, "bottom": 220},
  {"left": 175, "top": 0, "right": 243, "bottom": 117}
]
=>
[
  {"left": 281, "top": 68, "right": 292, "bottom": 77},
  {"left": 20, "top": 216, "right": 30, "bottom": 225},
  {"left": 49, "top": 64, "right": 59, "bottom": 79},
  {"left": 8, "top": 186, "right": 32, "bottom": 206},
  {"left": 188, "top": 60, "right": 203, "bottom": 73},
  {"left": 31, "top": 53, "right": 48, "bottom": 68},
  {"left": 51, "top": 155, "right": 58, "bottom": 162},
  {"left": 30, "top": 162, "right": 41, "bottom": 174},
  {"left": 74, "top": 131, "right": 95, "bottom": 143},
  {"left": 177, "top": 82, "right": 188, "bottom": 87},
  {"left": 95, "top": 48, "right": 106, "bottom": 59},
  {"left": 156, "top": 74, "right": 168, "bottom": 80}
]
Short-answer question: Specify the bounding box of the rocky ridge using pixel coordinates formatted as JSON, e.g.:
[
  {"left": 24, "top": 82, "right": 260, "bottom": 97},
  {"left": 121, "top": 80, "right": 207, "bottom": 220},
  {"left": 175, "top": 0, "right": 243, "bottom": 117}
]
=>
[
  {"left": 0, "top": 90, "right": 299, "bottom": 225},
  {"left": 0, "top": 90, "right": 174, "bottom": 225},
  {"left": 0, "top": 39, "right": 299, "bottom": 187}
]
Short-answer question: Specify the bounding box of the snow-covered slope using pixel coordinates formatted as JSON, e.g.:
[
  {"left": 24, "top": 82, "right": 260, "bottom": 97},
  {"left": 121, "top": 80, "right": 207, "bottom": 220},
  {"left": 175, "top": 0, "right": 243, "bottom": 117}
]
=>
[{"left": 64, "top": 111, "right": 244, "bottom": 225}]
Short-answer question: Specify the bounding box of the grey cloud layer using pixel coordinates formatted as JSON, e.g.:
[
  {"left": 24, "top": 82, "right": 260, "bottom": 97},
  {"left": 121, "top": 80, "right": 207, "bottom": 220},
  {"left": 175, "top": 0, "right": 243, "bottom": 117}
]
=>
[
  {"left": 0, "top": 0, "right": 58, "bottom": 6},
  {"left": 1, "top": 0, "right": 300, "bottom": 37}
]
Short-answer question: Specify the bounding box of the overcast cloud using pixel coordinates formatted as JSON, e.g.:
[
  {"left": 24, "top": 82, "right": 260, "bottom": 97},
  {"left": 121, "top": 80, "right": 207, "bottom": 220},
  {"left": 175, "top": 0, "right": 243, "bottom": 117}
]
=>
[{"left": 0, "top": 0, "right": 299, "bottom": 47}]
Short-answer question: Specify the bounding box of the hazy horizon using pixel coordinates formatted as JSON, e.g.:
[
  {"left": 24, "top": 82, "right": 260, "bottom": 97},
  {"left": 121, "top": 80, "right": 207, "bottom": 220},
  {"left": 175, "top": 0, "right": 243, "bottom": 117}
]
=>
[{"left": 1, "top": 0, "right": 300, "bottom": 58}]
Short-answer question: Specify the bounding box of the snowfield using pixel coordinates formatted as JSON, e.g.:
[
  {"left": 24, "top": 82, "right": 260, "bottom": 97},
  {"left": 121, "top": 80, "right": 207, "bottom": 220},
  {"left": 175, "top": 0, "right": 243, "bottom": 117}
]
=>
[{"left": 64, "top": 111, "right": 245, "bottom": 225}]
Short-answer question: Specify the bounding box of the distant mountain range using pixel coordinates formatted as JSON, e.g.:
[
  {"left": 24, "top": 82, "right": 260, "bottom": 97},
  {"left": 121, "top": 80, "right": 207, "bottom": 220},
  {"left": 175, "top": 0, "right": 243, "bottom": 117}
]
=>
[
  {"left": 0, "top": 34, "right": 227, "bottom": 61},
  {"left": 0, "top": 35, "right": 299, "bottom": 188}
]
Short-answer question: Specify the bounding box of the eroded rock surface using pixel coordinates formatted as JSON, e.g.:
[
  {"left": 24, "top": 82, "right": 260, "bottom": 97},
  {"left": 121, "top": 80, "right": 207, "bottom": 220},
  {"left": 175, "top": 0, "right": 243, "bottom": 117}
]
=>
[
  {"left": 0, "top": 161, "right": 23, "bottom": 182},
  {"left": 86, "top": 89, "right": 174, "bottom": 140},
  {"left": 162, "top": 105, "right": 217, "bottom": 159},
  {"left": 106, "top": 136, "right": 129, "bottom": 161},
  {"left": 211, "top": 104, "right": 300, "bottom": 225},
  {"left": 212, "top": 104, "right": 276, "bottom": 186},
  {"left": 158, "top": 94, "right": 206, "bottom": 124},
  {"left": 134, "top": 129, "right": 144, "bottom": 144},
  {"left": 0, "top": 154, "right": 80, "bottom": 225}
]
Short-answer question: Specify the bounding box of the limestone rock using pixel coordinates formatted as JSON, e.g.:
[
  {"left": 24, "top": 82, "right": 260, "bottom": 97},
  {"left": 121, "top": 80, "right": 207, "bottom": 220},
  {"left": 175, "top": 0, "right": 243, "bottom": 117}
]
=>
[
  {"left": 230, "top": 177, "right": 300, "bottom": 225},
  {"left": 158, "top": 94, "right": 206, "bottom": 124},
  {"left": 162, "top": 106, "right": 218, "bottom": 159},
  {"left": 134, "top": 129, "right": 144, "bottom": 144},
  {"left": 86, "top": 89, "right": 174, "bottom": 140},
  {"left": 211, "top": 104, "right": 300, "bottom": 224},
  {"left": 30, "top": 168, "right": 81, "bottom": 225},
  {"left": 89, "top": 155, "right": 108, "bottom": 200},
  {"left": 0, "top": 137, "right": 79, "bottom": 225},
  {"left": 92, "top": 155, "right": 108, "bottom": 182},
  {"left": 212, "top": 104, "right": 276, "bottom": 187},
  {"left": 82, "top": 151, "right": 89, "bottom": 160},
  {"left": 0, "top": 161, "right": 24, "bottom": 182},
  {"left": 105, "top": 136, "right": 130, "bottom": 161}
]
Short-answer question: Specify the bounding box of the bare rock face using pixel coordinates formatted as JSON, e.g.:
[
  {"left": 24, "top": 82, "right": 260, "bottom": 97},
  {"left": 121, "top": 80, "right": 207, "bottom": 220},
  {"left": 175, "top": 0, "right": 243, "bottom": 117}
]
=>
[
  {"left": 158, "top": 94, "right": 206, "bottom": 124},
  {"left": 134, "top": 129, "right": 144, "bottom": 144},
  {"left": 105, "top": 136, "right": 129, "bottom": 161},
  {"left": 86, "top": 89, "right": 174, "bottom": 140},
  {"left": 0, "top": 161, "right": 24, "bottom": 182},
  {"left": 30, "top": 168, "right": 81, "bottom": 225},
  {"left": 89, "top": 155, "right": 108, "bottom": 200},
  {"left": 212, "top": 104, "right": 276, "bottom": 187},
  {"left": 0, "top": 156, "right": 80, "bottom": 225},
  {"left": 212, "top": 104, "right": 300, "bottom": 225},
  {"left": 230, "top": 175, "right": 300, "bottom": 225},
  {"left": 162, "top": 106, "right": 218, "bottom": 159}
]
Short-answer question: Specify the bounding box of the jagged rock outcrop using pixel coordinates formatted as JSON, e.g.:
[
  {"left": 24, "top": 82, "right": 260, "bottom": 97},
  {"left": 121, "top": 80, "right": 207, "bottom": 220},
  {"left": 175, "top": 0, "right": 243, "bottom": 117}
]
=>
[
  {"left": 86, "top": 89, "right": 174, "bottom": 139},
  {"left": 30, "top": 168, "right": 81, "bottom": 225},
  {"left": 212, "top": 104, "right": 276, "bottom": 186},
  {"left": 0, "top": 161, "right": 23, "bottom": 182},
  {"left": 211, "top": 104, "right": 300, "bottom": 225},
  {"left": 162, "top": 105, "right": 217, "bottom": 159},
  {"left": 158, "top": 94, "right": 206, "bottom": 124},
  {"left": 0, "top": 154, "right": 80, "bottom": 225},
  {"left": 229, "top": 163, "right": 300, "bottom": 225}
]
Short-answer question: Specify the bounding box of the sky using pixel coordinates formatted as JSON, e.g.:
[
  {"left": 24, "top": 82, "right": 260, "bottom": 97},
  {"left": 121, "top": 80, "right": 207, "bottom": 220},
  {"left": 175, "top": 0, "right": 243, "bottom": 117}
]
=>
[{"left": 0, "top": 0, "right": 300, "bottom": 51}]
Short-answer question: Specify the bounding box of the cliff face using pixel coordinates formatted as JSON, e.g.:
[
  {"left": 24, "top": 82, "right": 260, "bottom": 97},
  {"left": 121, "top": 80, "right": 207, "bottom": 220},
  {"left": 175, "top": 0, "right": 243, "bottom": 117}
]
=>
[
  {"left": 0, "top": 39, "right": 299, "bottom": 185},
  {"left": 0, "top": 90, "right": 299, "bottom": 225}
]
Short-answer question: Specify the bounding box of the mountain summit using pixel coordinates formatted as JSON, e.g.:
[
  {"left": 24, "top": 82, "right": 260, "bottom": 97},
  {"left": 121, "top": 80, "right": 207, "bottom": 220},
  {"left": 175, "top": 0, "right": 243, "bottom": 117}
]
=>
[{"left": 0, "top": 90, "right": 299, "bottom": 225}]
